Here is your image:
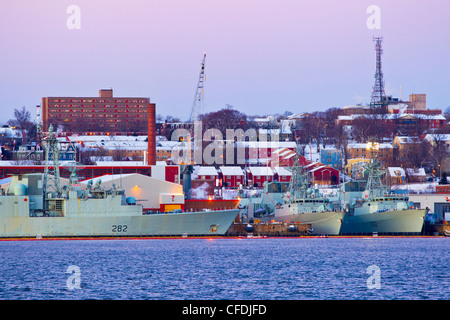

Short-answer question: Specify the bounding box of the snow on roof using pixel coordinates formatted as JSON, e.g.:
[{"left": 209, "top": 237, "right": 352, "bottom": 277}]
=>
[
  {"left": 424, "top": 133, "right": 450, "bottom": 142},
  {"left": 287, "top": 112, "right": 306, "bottom": 119},
  {"left": 304, "top": 161, "right": 323, "bottom": 168},
  {"left": 95, "top": 161, "right": 145, "bottom": 166},
  {"left": 236, "top": 141, "right": 297, "bottom": 149},
  {"left": 195, "top": 166, "right": 218, "bottom": 176},
  {"left": 337, "top": 115, "right": 354, "bottom": 121},
  {"left": 348, "top": 143, "right": 393, "bottom": 149},
  {"left": 248, "top": 166, "right": 274, "bottom": 176},
  {"left": 308, "top": 165, "right": 337, "bottom": 173},
  {"left": 273, "top": 166, "right": 292, "bottom": 176},
  {"left": 219, "top": 166, "right": 244, "bottom": 176},
  {"left": 406, "top": 168, "right": 426, "bottom": 176},
  {"left": 388, "top": 167, "right": 405, "bottom": 177},
  {"left": 282, "top": 153, "right": 296, "bottom": 160},
  {"left": 395, "top": 136, "right": 421, "bottom": 144}
]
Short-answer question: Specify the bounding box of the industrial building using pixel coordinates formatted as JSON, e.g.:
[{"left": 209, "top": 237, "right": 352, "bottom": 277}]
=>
[{"left": 79, "top": 173, "right": 184, "bottom": 212}]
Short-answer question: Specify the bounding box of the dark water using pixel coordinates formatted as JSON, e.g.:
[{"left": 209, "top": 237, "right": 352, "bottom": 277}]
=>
[{"left": 0, "top": 238, "right": 448, "bottom": 300}]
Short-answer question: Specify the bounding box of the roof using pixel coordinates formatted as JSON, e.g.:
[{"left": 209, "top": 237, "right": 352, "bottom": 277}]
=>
[
  {"left": 348, "top": 143, "right": 393, "bottom": 149},
  {"left": 235, "top": 141, "right": 297, "bottom": 149},
  {"left": 424, "top": 133, "right": 450, "bottom": 142},
  {"left": 406, "top": 168, "right": 426, "bottom": 176},
  {"left": 219, "top": 166, "right": 244, "bottom": 176},
  {"left": 273, "top": 166, "right": 292, "bottom": 176},
  {"left": 195, "top": 166, "right": 218, "bottom": 176},
  {"left": 308, "top": 165, "right": 339, "bottom": 173},
  {"left": 248, "top": 166, "right": 274, "bottom": 176},
  {"left": 95, "top": 161, "right": 145, "bottom": 166},
  {"left": 336, "top": 113, "right": 445, "bottom": 121},
  {"left": 304, "top": 161, "right": 323, "bottom": 169},
  {"left": 395, "top": 136, "right": 421, "bottom": 144},
  {"left": 388, "top": 167, "right": 406, "bottom": 177}
]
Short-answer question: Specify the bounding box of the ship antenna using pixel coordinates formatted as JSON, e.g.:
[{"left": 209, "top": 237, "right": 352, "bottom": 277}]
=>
[
  {"left": 364, "top": 156, "right": 386, "bottom": 198},
  {"left": 43, "top": 124, "right": 62, "bottom": 201},
  {"left": 286, "top": 153, "right": 308, "bottom": 202}
]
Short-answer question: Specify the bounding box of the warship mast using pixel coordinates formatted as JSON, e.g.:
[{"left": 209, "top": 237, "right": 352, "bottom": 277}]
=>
[{"left": 43, "top": 124, "right": 62, "bottom": 202}]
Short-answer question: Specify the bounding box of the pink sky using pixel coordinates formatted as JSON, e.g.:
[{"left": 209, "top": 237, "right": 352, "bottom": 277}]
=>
[{"left": 0, "top": 0, "right": 449, "bottom": 122}]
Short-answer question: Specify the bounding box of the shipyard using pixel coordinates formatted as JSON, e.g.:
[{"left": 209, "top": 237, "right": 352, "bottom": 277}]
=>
[{"left": 1, "top": 1, "right": 449, "bottom": 306}]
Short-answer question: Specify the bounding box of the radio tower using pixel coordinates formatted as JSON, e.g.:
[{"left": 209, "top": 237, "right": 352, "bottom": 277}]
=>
[
  {"left": 189, "top": 53, "right": 206, "bottom": 123},
  {"left": 370, "top": 37, "right": 387, "bottom": 112}
]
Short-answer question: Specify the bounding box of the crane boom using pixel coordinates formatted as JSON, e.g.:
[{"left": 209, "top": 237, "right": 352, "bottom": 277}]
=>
[{"left": 189, "top": 53, "right": 206, "bottom": 122}]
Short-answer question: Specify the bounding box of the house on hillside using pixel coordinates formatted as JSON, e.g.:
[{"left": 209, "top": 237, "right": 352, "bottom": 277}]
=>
[
  {"left": 406, "top": 168, "right": 427, "bottom": 183},
  {"left": 306, "top": 163, "right": 340, "bottom": 185},
  {"left": 387, "top": 167, "right": 406, "bottom": 185},
  {"left": 320, "top": 149, "right": 343, "bottom": 169}
]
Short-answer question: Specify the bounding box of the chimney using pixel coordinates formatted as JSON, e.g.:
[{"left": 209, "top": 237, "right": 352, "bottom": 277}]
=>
[{"left": 147, "top": 103, "right": 156, "bottom": 165}]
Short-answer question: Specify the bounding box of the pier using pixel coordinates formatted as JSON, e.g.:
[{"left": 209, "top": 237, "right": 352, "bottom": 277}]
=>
[{"left": 225, "top": 222, "right": 311, "bottom": 237}]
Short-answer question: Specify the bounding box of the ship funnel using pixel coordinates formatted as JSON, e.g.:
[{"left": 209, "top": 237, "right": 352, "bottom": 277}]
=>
[{"left": 182, "top": 165, "right": 194, "bottom": 200}]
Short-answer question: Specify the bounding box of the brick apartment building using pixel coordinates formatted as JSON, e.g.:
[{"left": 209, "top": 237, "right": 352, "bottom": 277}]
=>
[{"left": 42, "top": 89, "right": 155, "bottom": 135}]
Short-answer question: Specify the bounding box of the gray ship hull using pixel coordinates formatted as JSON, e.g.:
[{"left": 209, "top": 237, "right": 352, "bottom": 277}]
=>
[
  {"left": 274, "top": 207, "right": 344, "bottom": 235},
  {"left": 0, "top": 210, "right": 239, "bottom": 238},
  {"left": 340, "top": 209, "right": 426, "bottom": 235}
]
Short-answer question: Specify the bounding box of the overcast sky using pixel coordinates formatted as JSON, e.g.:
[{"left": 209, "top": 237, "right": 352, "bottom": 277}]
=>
[{"left": 0, "top": 0, "right": 449, "bottom": 123}]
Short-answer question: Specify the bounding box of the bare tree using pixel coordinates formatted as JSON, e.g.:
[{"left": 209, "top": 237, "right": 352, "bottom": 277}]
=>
[
  {"left": 7, "top": 106, "right": 36, "bottom": 143},
  {"left": 428, "top": 130, "right": 448, "bottom": 174}
]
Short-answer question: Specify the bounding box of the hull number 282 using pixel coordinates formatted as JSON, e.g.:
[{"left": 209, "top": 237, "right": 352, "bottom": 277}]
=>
[{"left": 112, "top": 225, "right": 128, "bottom": 232}]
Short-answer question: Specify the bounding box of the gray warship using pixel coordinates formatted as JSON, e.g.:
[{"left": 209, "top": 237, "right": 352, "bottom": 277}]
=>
[
  {"left": 0, "top": 126, "right": 238, "bottom": 238},
  {"left": 340, "top": 158, "right": 426, "bottom": 235},
  {"left": 273, "top": 158, "right": 344, "bottom": 235}
]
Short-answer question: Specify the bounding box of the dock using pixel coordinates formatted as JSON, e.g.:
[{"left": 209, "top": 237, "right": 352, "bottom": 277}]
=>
[{"left": 225, "top": 222, "right": 311, "bottom": 237}]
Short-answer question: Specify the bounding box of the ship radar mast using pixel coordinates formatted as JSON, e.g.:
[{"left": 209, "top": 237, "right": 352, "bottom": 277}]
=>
[
  {"left": 362, "top": 156, "right": 387, "bottom": 198},
  {"left": 43, "top": 124, "right": 62, "bottom": 199},
  {"left": 286, "top": 154, "right": 309, "bottom": 202}
]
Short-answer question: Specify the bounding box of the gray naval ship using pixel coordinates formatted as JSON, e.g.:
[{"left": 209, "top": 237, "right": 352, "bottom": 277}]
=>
[
  {"left": 238, "top": 155, "right": 344, "bottom": 236},
  {"left": 340, "top": 159, "right": 426, "bottom": 235},
  {"left": 0, "top": 127, "right": 238, "bottom": 238},
  {"left": 273, "top": 162, "right": 344, "bottom": 236}
]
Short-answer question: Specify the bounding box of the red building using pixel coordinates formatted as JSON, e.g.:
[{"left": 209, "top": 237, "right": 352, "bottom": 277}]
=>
[
  {"left": 306, "top": 163, "right": 340, "bottom": 185},
  {"left": 219, "top": 166, "right": 245, "bottom": 188},
  {"left": 273, "top": 166, "right": 292, "bottom": 182},
  {"left": 194, "top": 166, "right": 218, "bottom": 181},
  {"left": 42, "top": 89, "right": 155, "bottom": 135},
  {"left": 247, "top": 167, "right": 274, "bottom": 187}
]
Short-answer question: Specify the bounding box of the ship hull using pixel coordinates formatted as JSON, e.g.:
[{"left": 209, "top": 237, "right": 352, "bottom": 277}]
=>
[
  {"left": 340, "top": 209, "right": 426, "bottom": 235},
  {"left": 274, "top": 207, "right": 344, "bottom": 235},
  {"left": 0, "top": 210, "right": 239, "bottom": 238}
]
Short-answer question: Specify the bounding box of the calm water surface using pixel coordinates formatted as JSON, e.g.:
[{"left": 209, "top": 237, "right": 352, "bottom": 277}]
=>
[{"left": 0, "top": 238, "right": 448, "bottom": 300}]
